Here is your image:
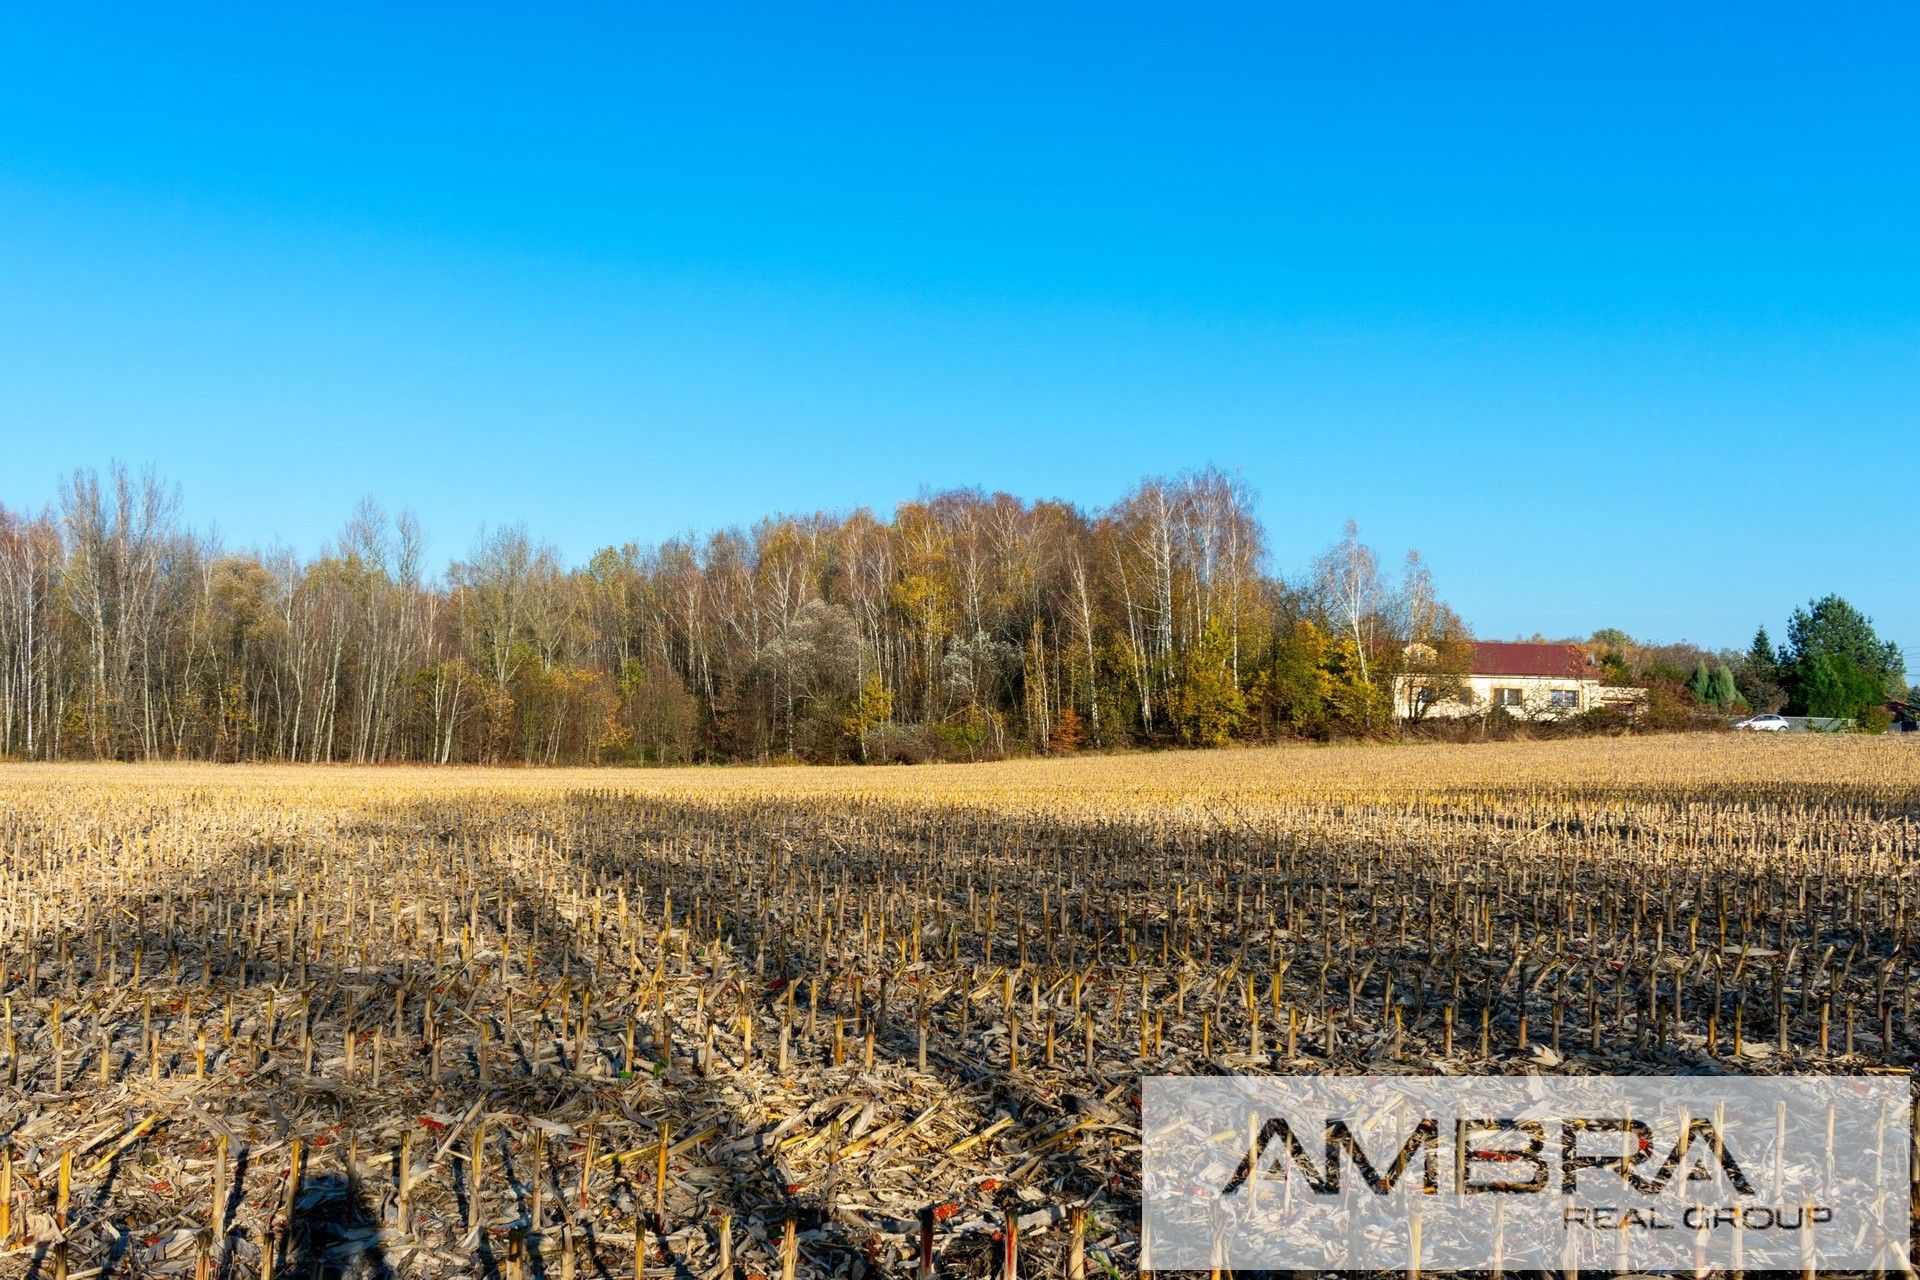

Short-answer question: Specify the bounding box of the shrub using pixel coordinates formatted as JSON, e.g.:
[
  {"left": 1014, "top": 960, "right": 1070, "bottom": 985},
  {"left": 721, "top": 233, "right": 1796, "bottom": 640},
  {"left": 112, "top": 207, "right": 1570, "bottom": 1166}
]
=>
[
  {"left": 1638, "top": 680, "right": 1701, "bottom": 732},
  {"left": 862, "top": 722, "right": 941, "bottom": 764},
  {"left": 1579, "top": 705, "right": 1635, "bottom": 736},
  {"left": 1857, "top": 705, "right": 1894, "bottom": 735},
  {"left": 1049, "top": 707, "right": 1086, "bottom": 754}
]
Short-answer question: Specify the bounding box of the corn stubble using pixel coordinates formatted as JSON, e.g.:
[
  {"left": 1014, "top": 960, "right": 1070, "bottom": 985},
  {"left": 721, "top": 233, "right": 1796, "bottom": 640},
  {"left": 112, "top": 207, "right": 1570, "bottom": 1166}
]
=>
[{"left": 0, "top": 735, "right": 1914, "bottom": 1277}]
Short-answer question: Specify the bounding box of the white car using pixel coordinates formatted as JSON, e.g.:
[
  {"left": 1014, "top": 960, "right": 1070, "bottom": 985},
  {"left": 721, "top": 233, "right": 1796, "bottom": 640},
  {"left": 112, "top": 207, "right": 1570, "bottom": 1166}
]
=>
[{"left": 1734, "top": 713, "right": 1790, "bottom": 732}]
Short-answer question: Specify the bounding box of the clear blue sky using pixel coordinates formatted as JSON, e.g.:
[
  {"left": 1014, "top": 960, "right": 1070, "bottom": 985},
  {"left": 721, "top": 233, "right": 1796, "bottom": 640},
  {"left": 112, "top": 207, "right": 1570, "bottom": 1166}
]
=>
[{"left": 2, "top": 4, "right": 1914, "bottom": 663}]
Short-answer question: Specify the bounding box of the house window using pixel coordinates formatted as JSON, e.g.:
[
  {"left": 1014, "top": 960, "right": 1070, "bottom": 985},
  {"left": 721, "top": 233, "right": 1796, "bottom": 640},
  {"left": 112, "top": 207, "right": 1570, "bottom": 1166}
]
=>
[
  {"left": 1415, "top": 686, "right": 1435, "bottom": 707},
  {"left": 1548, "top": 689, "right": 1579, "bottom": 710},
  {"left": 1492, "top": 687, "right": 1524, "bottom": 708}
]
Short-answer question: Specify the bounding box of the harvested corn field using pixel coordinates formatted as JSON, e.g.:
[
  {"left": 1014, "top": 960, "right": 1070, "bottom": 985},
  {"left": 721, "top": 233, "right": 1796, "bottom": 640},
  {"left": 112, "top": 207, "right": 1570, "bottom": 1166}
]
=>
[{"left": 1, "top": 735, "right": 1917, "bottom": 1278}]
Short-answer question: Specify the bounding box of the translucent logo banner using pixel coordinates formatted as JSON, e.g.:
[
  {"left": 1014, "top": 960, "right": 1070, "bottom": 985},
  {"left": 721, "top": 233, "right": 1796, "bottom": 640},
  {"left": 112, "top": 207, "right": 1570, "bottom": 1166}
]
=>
[{"left": 1143, "top": 1074, "right": 1911, "bottom": 1272}]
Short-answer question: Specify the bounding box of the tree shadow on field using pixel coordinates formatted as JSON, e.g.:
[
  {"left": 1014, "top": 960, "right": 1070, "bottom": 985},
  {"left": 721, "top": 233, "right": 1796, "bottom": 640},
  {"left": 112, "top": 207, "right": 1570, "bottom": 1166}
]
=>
[
  {"left": 288, "top": 1172, "right": 393, "bottom": 1280},
  {"left": 538, "top": 791, "right": 1142, "bottom": 1265},
  {"left": 445, "top": 812, "right": 823, "bottom": 1280}
]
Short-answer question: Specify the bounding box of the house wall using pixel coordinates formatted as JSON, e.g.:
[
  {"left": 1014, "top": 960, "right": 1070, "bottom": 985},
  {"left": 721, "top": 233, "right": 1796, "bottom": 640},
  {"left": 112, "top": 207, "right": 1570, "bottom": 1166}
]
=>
[{"left": 1394, "top": 673, "right": 1602, "bottom": 720}]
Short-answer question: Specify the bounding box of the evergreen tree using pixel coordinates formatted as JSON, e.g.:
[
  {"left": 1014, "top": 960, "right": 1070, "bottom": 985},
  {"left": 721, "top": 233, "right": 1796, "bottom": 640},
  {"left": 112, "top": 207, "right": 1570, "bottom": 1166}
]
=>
[
  {"left": 1687, "top": 661, "right": 1713, "bottom": 705},
  {"left": 1707, "top": 662, "right": 1740, "bottom": 710},
  {"left": 1734, "top": 626, "right": 1783, "bottom": 711},
  {"left": 1784, "top": 596, "right": 1904, "bottom": 712},
  {"left": 1799, "top": 653, "right": 1883, "bottom": 721}
]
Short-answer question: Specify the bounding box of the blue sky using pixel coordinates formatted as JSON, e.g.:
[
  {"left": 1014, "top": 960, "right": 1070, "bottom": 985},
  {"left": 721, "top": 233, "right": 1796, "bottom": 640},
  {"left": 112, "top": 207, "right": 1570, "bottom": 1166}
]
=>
[{"left": 1, "top": 4, "right": 1914, "bottom": 662}]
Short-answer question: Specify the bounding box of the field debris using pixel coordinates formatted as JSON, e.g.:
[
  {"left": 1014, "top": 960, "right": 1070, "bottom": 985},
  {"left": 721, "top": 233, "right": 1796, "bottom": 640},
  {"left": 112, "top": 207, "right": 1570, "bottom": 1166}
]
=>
[{"left": 0, "top": 740, "right": 1916, "bottom": 1276}]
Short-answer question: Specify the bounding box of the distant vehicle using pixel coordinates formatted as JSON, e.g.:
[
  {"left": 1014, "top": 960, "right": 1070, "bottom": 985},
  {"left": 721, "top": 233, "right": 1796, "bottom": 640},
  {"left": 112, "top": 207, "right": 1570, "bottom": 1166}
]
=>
[{"left": 1734, "top": 713, "right": 1790, "bottom": 732}]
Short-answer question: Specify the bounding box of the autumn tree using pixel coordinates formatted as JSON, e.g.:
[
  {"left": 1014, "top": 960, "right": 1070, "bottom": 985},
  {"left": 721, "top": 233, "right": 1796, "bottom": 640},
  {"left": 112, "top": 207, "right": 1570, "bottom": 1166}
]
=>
[
  {"left": 0, "top": 463, "right": 1771, "bottom": 763},
  {"left": 1310, "top": 520, "right": 1387, "bottom": 730},
  {"left": 1386, "top": 549, "right": 1473, "bottom": 723},
  {"left": 844, "top": 671, "right": 895, "bottom": 762},
  {"left": 1168, "top": 616, "right": 1247, "bottom": 747}
]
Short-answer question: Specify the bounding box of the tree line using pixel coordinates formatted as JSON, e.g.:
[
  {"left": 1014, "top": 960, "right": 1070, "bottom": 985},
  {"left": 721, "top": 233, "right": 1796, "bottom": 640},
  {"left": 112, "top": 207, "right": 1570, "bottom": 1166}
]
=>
[
  {"left": 0, "top": 465, "right": 1485, "bottom": 764},
  {"left": 7, "top": 466, "right": 1904, "bottom": 763},
  {"left": 1620, "top": 596, "right": 1909, "bottom": 729}
]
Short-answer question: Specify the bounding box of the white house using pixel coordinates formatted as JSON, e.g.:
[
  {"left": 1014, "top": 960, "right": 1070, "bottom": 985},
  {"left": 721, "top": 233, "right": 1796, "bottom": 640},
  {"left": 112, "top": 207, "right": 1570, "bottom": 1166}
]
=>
[{"left": 1395, "top": 641, "right": 1646, "bottom": 720}]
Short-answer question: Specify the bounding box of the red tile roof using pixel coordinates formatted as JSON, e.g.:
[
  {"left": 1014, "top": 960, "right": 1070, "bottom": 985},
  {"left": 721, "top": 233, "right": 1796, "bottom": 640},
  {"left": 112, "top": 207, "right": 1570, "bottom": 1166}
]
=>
[{"left": 1470, "top": 641, "right": 1590, "bottom": 679}]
